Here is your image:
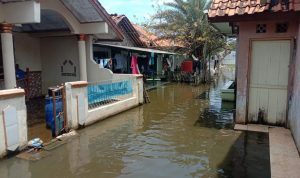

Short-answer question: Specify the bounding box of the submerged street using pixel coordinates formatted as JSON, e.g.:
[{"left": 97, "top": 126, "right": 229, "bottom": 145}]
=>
[{"left": 0, "top": 70, "right": 270, "bottom": 178}]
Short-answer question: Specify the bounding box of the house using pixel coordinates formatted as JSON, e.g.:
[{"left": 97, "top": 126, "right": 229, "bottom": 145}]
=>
[
  {"left": 1, "top": 0, "right": 124, "bottom": 93},
  {"left": 0, "top": 0, "right": 144, "bottom": 157},
  {"left": 93, "top": 14, "right": 180, "bottom": 79},
  {"left": 208, "top": 0, "right": 300, "bottom": 149}
]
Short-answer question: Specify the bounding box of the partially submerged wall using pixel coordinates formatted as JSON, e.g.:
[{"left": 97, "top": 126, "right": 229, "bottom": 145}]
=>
[
  {"left": 0, "top": 89, "right": 27, "bottom": 157},
  {"left": 288, "top": 21, "right": 300, "bottom": 151},
  {"left": 235, "top": 19, "right": 298, "bottom": 124},
  {"left": 65, "top": 76, "right": 143, "bottom": 129}
]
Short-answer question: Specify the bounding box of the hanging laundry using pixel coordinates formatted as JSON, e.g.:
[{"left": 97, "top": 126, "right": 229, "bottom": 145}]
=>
[
  {"left": 99, "top": 59, "right": 104, "bottom": 68},
  {"left": 131, "top": 55, "right": 139, "bottom": 74},
  {"left": 149, "top": 52, "right": 155, "bottom": 65}
]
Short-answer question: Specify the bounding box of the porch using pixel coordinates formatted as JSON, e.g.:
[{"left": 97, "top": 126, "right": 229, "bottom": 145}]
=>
[{"left": 0, "top": 0, "right": 144, "bottom": 157}]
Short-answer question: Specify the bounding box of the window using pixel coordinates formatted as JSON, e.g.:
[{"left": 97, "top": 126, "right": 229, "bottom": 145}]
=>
[
  {"left": 276, "top": 23, "right": 288, "bottom": 33},
  {"left": 256, "top": 24, "right": 267, "bottom": 33}
]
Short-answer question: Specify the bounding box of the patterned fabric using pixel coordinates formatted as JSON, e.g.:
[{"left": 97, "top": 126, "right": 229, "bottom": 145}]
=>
[{"left": 16, "top": 71, "right": 42, "bottom": 99}]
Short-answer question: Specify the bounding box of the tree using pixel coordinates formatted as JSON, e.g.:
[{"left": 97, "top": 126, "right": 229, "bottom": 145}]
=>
[{"left": 149, "top": 0, "right": 226, "bottom": 60}]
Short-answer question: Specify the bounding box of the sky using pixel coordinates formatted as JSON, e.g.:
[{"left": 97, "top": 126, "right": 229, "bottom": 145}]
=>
[{"left": 99, "top": 0, "right": 174, "bottom": 24}]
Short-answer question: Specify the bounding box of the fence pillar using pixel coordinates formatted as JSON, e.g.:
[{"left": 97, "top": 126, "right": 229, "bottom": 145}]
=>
[
  {"left": 135, "top": 75, "right": 144, "bottom": 104},
  {"left": 65, "top": 81, "right": 88, "bottom": 129},
  {"left": 0, "top": 89, "right": 27, "bottom": 157}
]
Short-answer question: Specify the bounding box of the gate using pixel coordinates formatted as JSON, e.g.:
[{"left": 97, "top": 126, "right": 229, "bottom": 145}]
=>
[{"left": 47, "top": 85, "right": 67, "bottom": 137}]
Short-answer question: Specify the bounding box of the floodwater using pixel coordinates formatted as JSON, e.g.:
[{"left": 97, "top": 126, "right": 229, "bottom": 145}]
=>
[{"left": 0, "top": 68, "right": 270, "bottom": 178}]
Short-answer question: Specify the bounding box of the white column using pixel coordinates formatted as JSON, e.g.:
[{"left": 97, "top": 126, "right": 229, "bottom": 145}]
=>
[
  {"left": 1, "top": 23, "right": 16, "bottom": 89},
  {"left": 78, "top": 34, "right": 87, "bottom": 81}
]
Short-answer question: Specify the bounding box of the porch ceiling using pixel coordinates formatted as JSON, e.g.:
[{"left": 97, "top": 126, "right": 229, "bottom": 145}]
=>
[{"left": 19, "top": 9, "right": 69, "bottom": 32}]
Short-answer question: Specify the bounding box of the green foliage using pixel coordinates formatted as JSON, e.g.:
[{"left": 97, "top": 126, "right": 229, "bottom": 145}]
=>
[{"left": 148, "top": 0, "right": 227, "bottom": 59}]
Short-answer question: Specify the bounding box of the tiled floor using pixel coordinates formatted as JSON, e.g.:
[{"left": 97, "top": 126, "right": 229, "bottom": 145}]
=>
[
  {"left": 234, "top": 124, "right": 300, "bottom": 178},
  {"left": 269, "top": 127, "right": 300, "bottom": 178}
]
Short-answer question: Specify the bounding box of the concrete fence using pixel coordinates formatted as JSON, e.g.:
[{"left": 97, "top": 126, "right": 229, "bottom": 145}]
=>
[
  {"left": 0, "top": 89, "right": 27, "bottom": 157},
  {"left": 0, "top": 75, "right": 143, "bottom": 157},
  {"left": 65, "top": 74, "right": 144, "bottom": 129}
]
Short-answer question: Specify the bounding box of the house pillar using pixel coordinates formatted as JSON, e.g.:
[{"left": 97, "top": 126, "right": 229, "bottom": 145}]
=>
[
  {"left": 0, "top": 23, "right": 16, "bottom": 89},
  {"left": 78, "top": 34, "right": 87, "bottom": 81}
]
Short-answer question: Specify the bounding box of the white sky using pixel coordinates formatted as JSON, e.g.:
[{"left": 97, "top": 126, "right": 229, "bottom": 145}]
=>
[{"left": 99, "top": 0, "right": 174, "bottom": 24}]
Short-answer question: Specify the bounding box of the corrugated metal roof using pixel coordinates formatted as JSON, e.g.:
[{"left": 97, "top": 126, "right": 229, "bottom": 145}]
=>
[
  {"left": 60, "top": 0, "right": 103, "bottom": 23},
  {"left": 95, "top": 43, "right": 177, "bottom": 55},
  {"left": 208, "top": 0, "right": 300, "bottom": 18}
]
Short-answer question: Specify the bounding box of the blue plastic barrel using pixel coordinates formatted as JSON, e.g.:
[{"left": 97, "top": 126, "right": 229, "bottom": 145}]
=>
[{"left": 45, "top": 96, "right": 63, "bottom": 130}]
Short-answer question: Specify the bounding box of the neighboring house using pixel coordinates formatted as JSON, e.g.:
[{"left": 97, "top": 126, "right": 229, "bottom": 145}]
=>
[
  {"left": 222, "top": 51, "right": 236, "bottom": 65},
  {"left": 208, "top": 0, "right": 300, "bottom": 148},
  {"left": 94, "top": 14, "right": 179, "bottom": 77},
  {"left": 109, "top": 14, "right": 146, "bottom": 47}
]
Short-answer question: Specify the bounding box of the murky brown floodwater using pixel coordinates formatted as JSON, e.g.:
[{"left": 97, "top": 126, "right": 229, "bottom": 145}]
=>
[{"left": 0, "top": 69, "right": 270, "bottom": 178}]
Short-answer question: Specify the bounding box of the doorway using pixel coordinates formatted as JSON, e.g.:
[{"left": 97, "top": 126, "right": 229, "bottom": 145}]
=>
[{"left": 248, "top": 40, "right": 291, "bottom": 125}]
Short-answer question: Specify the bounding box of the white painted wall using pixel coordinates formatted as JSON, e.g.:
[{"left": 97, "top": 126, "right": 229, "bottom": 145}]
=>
[
  {"left": 86, "top": 36, "right": 113, "bottom": 82},
  {"left": 65, "top": 76, "right": 143, "bottom": 129},
  {"left": 40, "top": 36, "right": 79, "bottom": 94},
  {"left": 14, "top": 33, "right": 42, "bottom": 71},
  {"left": 65, "top": 83, "right": 88, "bottom": 129},
  {"left": 0, "top": 89, "right": 27, "bottom": 158},
  {"left": 288, "top": 22, "right": 300, "bottom": 151},
  {"left": 0, "top": 1, "right": 40, "bottom": 24}
]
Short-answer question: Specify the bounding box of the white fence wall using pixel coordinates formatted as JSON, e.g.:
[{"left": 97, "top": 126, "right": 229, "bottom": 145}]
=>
[{"left": 0, "top": 89, "right": 27, "bottom": 157}]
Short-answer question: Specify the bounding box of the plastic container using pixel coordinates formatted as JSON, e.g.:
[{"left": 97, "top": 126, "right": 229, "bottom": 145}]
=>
[
  {"left": 45, "top": 96, "right": 63, "bottom": 131},
  {"left": 181, "top": 61, "right": 193, "bottom": 73}
]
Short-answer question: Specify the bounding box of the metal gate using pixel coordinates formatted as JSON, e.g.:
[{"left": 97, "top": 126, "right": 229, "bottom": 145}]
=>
[{"left": 48, "top": 85, "right": 67, "bottom": 137}]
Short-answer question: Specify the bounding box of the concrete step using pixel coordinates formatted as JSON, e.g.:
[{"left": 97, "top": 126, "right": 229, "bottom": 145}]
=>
[{"left": 269, "top": 127, "right": 300, "bottom": 178}]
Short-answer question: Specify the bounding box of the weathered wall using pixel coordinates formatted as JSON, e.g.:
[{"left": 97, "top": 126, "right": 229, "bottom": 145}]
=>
[
  {"left": 86, "top": 36, "right": 113, "bottom": 82},
  {"left": 288, "top": 21, "right": 300, "bottom": 151},
  {"left": 0, "top": 89, "right": 27, "bottom": 158},
  {"left": 65, "top": 82, "right": 88, "bottom": 129},
  {"left": 65, "top": 76, "right": 143, "bottom": 129},
  {"left": 236, "top": 19, "right": 298, "bottom": 124},
  {"left": 40, "top": 36, "right": 79, "bottom": 94},
  {"left": 14, "top": 33, "right": 42, "bottom": 71}
]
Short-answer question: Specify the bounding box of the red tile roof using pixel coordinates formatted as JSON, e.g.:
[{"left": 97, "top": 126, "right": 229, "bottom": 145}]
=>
[
  {"left": 133, "top": 24, "right": 184, "bottom": 49},
  {"left": 208, "top": 0, "right": 300, "bottom": 18},
  {"left": 111, "top": 14, "right": 146, "bottom": 47}
]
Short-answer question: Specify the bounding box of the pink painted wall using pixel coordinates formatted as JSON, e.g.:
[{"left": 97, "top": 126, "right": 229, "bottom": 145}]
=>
[
  {"left": 289, "top": 20, "right": 300, "bottom": 151},
  {"left": 236, "top": 19, "right": 299, "bottom": 124}
]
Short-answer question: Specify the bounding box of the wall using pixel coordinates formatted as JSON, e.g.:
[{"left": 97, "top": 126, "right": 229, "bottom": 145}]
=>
[
  {"left": 86, "top": 36, "right": 114, "bottom": 82},
  {"left": 288, "top": 21, "right": 300, "bottom": 151},
  {"left": 0, "top": 89, "right": 27, "bottom": 158},
  {"left": 65, "top": 81, "right": 88, "bottom": 129},
  {"left": 14, "top": 33, "right": 41, "bottom": 71},
  {"left": 65, "top": 76, "right": 143, "bottom": 129},
  {"left": 40, "top": 36, "right": 79, "bottom": 94},
  {"left": 236, "top": 18, "right": 298, "bottom": 124}
]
